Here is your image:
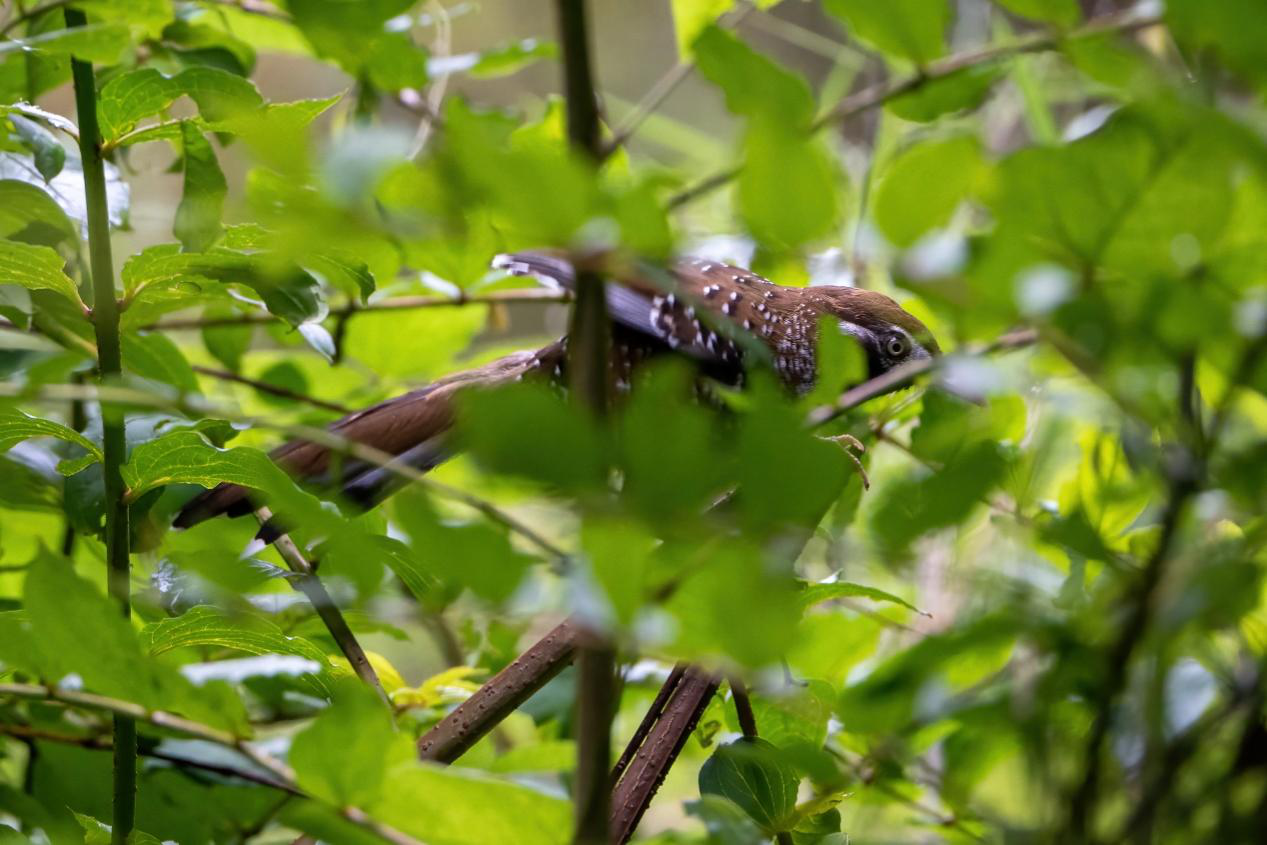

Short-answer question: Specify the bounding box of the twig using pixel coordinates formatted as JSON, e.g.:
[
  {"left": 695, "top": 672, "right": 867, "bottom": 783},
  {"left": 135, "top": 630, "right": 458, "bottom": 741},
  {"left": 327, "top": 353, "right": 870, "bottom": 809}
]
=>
[
  {"left": 256, "top": 507, "right": 389, "bottom": 705},
  {"left": 609, "top": 667, "right": 720, "bottom": 843},
  {"left": 193, "top": 365, "right": 353, "bottom": 415},
  {"left": 408, "top": 0, "right": 451, "bottom": 160},
  {"left": 667, "top": 8, "right": 1164, "bottom": 209},
  {"left": 417, "top": 620, "right": 578, "bottom": 762},
  {"left": 65, "top": 8, "right": 135, "bottom": 842},
  {"left": 599, "top": 3, "right": 755, "bottom": 160},
  {"left": 729, "top": 676, "right": 758, "bottom": 739},
  {"left": 0, "top": 683, "right": 426, "bottom": 845},
  {"left": 0, "top": 0, "right": 73, "bottom": 35},
  {"left": 806, "top": 327, "right": 1037, "bottom": 427},
  {"left": 145, "top": 288, "right": 569, "bottom": 331}
]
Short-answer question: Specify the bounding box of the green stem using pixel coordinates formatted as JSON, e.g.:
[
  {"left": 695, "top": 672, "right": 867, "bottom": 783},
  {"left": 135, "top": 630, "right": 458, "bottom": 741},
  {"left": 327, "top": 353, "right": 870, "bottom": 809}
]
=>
[{"left": 64, "top": 9, "right": 134, "bottom": 844}]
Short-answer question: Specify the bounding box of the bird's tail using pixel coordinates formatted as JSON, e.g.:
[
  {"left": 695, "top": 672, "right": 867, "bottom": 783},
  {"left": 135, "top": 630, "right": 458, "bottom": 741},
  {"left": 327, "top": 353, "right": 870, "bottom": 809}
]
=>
[{"left": 173, "top": 340, "right": 566, "bottom": 530}]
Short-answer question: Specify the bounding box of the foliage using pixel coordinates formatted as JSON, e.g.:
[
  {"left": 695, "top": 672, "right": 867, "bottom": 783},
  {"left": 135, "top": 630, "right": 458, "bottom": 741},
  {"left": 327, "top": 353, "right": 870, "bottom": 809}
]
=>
[{"left": 1, "top": 1, "right": 1267, "bottom": 844}]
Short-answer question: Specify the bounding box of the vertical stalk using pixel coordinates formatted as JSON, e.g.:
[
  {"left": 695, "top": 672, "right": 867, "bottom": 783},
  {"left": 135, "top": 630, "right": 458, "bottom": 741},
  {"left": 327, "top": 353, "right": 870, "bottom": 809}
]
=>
[
  {"left": 554, "top": 1, "right": 613, "bottom": 841},
  {"left": 64, "top": 10, "right": 135, "bottom": 843}
]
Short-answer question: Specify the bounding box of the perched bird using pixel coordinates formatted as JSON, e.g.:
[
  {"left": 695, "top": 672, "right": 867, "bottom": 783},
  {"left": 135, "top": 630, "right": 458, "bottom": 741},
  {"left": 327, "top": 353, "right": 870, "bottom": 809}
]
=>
[{"left": 174, "top": 251, "right": 938, "bottom": 528}]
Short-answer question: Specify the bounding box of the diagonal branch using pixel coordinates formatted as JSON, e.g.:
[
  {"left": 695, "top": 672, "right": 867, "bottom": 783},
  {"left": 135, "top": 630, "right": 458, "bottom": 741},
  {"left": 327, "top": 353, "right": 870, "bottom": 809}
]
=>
[
  {"left": 667, "top": 9, "right": 1164, "bottom": 210},
  {"left": 256, "top": 506, "right": 388, "bottom": 704}
]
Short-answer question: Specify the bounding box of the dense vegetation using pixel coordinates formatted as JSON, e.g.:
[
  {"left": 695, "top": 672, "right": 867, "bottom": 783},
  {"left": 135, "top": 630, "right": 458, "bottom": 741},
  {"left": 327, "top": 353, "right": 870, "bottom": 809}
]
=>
[{"left": 2, "top": 0, "right": 1267, "bottom": 843}]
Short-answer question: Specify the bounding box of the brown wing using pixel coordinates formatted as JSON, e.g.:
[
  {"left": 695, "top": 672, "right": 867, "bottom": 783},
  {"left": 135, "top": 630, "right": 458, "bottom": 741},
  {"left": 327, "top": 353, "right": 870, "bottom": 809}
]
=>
[{"left": 173, "top": 341, "right": 566, "bottom": 529}]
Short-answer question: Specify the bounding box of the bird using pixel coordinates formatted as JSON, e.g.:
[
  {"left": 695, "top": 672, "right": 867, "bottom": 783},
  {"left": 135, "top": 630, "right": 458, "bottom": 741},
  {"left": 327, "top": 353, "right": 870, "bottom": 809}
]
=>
[{"left": 174, "top": 250, "right": 939, "bottom": 529}]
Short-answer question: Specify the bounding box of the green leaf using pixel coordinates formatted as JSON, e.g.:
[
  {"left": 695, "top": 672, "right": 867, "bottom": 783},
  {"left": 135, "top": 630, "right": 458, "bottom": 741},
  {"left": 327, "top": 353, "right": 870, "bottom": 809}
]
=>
[
  {"left": 700, "top": 738, "right": 800, "bottom": 833},
  {"left": 121, "top": 431, "right": 293, "bottom": 499},
  {"left": 684, "top": 795, "right": 767, "bottom": 845},
  {"left": 0, "top": 148, "right": 130, "bottom": 233},
  {"left": 0, "top": 240, "right": 82, "bottom": 307},
  {"left": 874, "top": 135, "right": 982, "bottom": 247},
  {"left": 122, "top": 331, "right": 199, "bottom": 392},
  {"left": 0, "top": 407, "right": 101, "bottom": 462},
  {"left": 672, "top": 0, "right": 736, "bottom": 58},
  {"left": 74, "top": 813, "right": 163, "bottom": 845},
  {"left": 288, "top": 0, "right": 428, "bottom": 90},
  {"left": 1167, "top": 0, "right": 1267, "bottom": 90},
  {"left": 0, "top": 179, "right": 78, "bottom": 242},
  {"left": 366, "top": 764, "right": 573, "bottom": 845},
  {"left": 994, "top": 0, "right": 1080, "bottom": 25},
  {"left": 393, "top": 489, "right": 534, "bottom": 603},
  {"left": 798, "top": 580, "right": 925, "bottom": 615},
  {"left": 97, "top": 67, "right": 182, "bottom": 143},
  {"left": 0, "top": 23, "right": 132, "bottom": 64},
  {"left": 887, "top": 65, "right": 1003, "bottom": 122},
  {"left": 141, "top": 605, "right": 331, "bottom": 665},
  {"left": 8, "top": 114, "right": 65, "bottom": 181},
  {"left": 459, "top": 382, "right": 608, "bottom": 492},
  {"left": 693, "top": 26, "right": 815, "bottom": 127},
  {"left": 290, "top": 680, "right": 414, "bottom": 807},
  {"left": 824, "top": 0, "right": 949, "bottom": 64},
  {"left": 174, "top": 121, "right": 227, "bottom": 251},
  {"left": 738, "top": 121, "right": 840, "bottom": 250}
]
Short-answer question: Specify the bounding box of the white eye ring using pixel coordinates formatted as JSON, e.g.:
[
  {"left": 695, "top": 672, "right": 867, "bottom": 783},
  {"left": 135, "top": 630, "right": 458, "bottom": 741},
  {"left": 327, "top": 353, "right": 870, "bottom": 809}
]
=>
[{"left": 885, "top": 334, "right": 908, "bottom": 357}]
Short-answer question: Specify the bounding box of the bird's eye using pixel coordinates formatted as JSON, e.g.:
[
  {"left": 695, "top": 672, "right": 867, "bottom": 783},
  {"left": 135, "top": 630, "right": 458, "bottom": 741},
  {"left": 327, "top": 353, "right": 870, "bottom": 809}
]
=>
[{"left": 885, "top": 334, "right": 908, "bottom": 358}]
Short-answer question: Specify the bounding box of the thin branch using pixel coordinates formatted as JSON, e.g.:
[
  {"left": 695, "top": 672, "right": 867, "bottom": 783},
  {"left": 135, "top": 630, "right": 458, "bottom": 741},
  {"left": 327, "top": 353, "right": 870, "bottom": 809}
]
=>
[
  {"left": 0, "top": 0, "right": 73, "bottom": 35},
  {"left": 417, "top": 620, "right": 578, "bottom": 762},
  {"left": 146, "top": 288, "right": 569, "bottom": 331},
  {"left": 729, "top": 676, "right": 758, "bottom": 739},
  {"left": 256, "top": 506, "right": 388, "bottom": 705},
  {"left": 806, "top": 327, "right": 1037, "bottom": 428},
  {"left": 599, "top": 3, "right": 755, "bottom": 160},
  {"left": 0, "top": 682, "right": 426, "bottom": 845},
  {"left": 65, "top": 8, "right": 134, "bottom": 842},
  {"left": 667, "top": 8, "right": 1164, "bottom": 209},
  {"left": 193, "top": 365, "right": 353, "bottom": 415},
  {"left": 408, "top": 0, "right": 451, "bottom": 160}
]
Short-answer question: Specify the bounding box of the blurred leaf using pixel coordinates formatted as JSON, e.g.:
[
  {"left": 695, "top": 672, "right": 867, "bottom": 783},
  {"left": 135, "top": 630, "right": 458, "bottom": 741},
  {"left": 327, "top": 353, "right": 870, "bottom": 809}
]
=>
[
  {"left": 874, "top": 135, "right": 982, "bottom": 247},
  {"left": 739, "top": 121, "right": 840, "bottom": 250},
  {"left": 459, "top": 382, "right": 608, "bottom": 492},
  {"left": 870, "top": 440, "right": 1008, "bottom": 557},
  {"left": 1167, "top": 0, "right": 1267, "bottom": 90},
  {"left": 487, "top": 740, "right": 575, "bottom": 773},
  {"left": 748, "top": 683, "right": 834, "bottom": 749},
  {"left": 173, "top": 122, "right": 226, "bottom": 251},
  {"left": 700, "top": 738, "right": 799, "bottom": 833},
  {"left": 684, "top": 795, "right": 767, "bottom": 845},
  {"left": 798, "top": 581, "right": 923, "bottom": 615},
  {"left": 75, "top": 813, "right": 162, "bottom": 845},
  {"left": 0, "top": 23, "right": 131, "bottom": 64},
  {"left": 288, "top": 0, "right": 427, "bottom": 90},
  {"left": 290, "top": 679, "right": 414, "bottom": 807},
  {"left": 122, "top": 331, "right": 199, "bottom": 392},
  {"left": 694, "top": 26, "right": 814, "bottom": 127},
  {"left": 673, "top": 0, "right": 736, "bottom": 58},
  {"left": 0, "top": 240, "right": 82, "bottom": 307},
  {"left": 887, "top": 64, "right": 1003, "bottom": 122},
  {"left": 393, "top": 489, "right": 534, "bottom": 603},
  {"left": 994, "top": 0, "right": 1080, "bottom": 25},
  {"left": 367, "top": 764, "right": 573, "bottom": 845},
  {"left": 824, "top": 0, "right": 948, "bottom": 64}
]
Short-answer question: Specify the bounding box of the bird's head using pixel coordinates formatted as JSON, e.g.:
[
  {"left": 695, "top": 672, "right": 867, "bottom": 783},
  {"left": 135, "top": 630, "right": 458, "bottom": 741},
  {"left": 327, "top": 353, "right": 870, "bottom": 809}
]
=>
[{"left": 819, "top": 287, "right": 940, "bottom": 379}]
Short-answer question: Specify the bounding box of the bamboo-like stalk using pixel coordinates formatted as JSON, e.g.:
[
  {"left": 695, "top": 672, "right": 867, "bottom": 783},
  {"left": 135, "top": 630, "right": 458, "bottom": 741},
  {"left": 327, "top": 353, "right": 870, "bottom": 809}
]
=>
[{"left": 64, "top": 9, "right": 135, "bottom": 843}]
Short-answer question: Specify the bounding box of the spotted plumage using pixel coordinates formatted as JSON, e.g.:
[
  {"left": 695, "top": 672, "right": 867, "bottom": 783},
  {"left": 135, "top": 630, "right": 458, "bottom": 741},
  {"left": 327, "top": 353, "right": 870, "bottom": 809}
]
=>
[{"left": 175, "top": 251, "right": 938, "bottom": 529}]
